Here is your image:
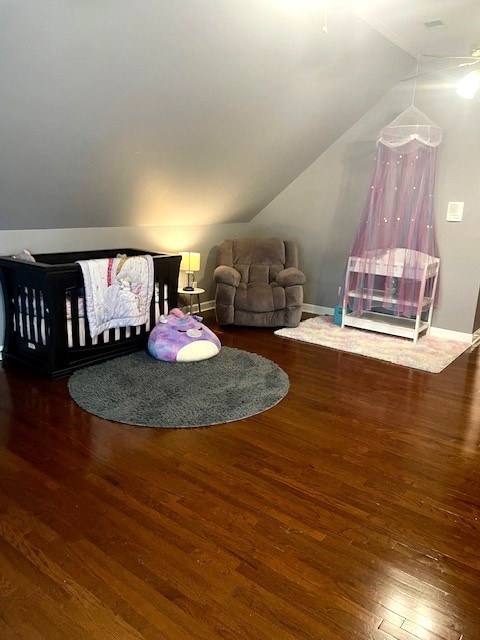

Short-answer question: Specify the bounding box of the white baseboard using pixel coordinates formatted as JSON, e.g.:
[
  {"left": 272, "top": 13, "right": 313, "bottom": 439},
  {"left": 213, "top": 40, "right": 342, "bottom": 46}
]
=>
[
  {"left": 202, "top": 299, "right": 216, "bottom": 312},
  {"left": 179, "top": 298, "right": 215, "bottom": 315},
  {"left": 301, "top": 303, "right": 473, "bottom": 343},
  {"left": 199, "top": 301, "right": 335, "bottom": 317},
  {"left": 472, "top": 328, "right": 480, "bottom": 347},
  {"left": 302, "top": 303, "right": 334, "bottom": 316},
  {"left": 188, "top": 301, "right": 334, "bottom": 320},
  {"left": 202, "top": 301, "right": 334, "bottom": 316},
  {"left": 428, "top": 326, "right": 472, "bottom": 343}
]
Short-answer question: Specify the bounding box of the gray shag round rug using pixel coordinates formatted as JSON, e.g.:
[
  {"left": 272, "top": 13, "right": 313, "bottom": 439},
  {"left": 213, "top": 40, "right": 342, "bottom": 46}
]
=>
[{"left": 68, "top": 347, "right": 289, "bottom": 428}]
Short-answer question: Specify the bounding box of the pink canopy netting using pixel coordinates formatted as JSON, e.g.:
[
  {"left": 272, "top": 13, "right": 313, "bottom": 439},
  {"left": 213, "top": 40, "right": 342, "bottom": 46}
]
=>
[{"left": 346, "top": 105, "right": 441, "bottom": 318}]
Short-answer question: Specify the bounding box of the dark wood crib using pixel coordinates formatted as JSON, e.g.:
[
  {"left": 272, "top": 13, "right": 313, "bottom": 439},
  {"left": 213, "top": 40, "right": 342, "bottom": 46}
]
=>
[{"left": 0, "top": 248, "right": 181, "bottom": 378}]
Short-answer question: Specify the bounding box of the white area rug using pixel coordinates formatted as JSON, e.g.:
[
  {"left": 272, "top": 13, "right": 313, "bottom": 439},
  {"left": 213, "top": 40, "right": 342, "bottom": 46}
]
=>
[{"left": 275, "top": 315, "right": 470, "bottom": 373}]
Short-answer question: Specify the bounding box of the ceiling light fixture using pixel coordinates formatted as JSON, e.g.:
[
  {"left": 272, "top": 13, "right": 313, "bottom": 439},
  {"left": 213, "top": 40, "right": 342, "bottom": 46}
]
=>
[
  {"left": 456, "top": 45, "right": 480, "bottom": 99},
  {"left": 403, "top": 45, "right": 480, "bottom": 100},
  {"left": 456, "top": 69, "right": 480, "bottom": 99}
]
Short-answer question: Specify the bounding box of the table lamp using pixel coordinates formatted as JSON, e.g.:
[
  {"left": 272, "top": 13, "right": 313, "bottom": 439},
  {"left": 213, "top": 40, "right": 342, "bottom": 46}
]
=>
[{"left": 180, "top": 251, "right": 200, "bottom": 291}]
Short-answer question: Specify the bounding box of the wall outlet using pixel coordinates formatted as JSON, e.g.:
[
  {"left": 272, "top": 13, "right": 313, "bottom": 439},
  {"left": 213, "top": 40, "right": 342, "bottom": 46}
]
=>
[{"left": 446, "top": 201, "right": 464, "bottom": 221}]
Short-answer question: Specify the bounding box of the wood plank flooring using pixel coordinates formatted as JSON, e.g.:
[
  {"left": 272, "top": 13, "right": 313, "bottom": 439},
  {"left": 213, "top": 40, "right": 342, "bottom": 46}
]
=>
[{"left": 1, "top": 312, "right": 479, "bottom": 639}]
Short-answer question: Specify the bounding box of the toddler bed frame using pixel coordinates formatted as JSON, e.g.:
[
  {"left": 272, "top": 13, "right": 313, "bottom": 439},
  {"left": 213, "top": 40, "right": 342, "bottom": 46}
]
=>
[{"left": 0, "top": 248, "right": 181, "bottom": 378}]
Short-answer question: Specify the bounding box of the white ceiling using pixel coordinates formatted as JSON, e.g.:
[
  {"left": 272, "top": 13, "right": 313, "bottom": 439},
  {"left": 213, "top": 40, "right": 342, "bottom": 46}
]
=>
[{"left": 356, "top": 0, "right": 480, "bottom": 57}]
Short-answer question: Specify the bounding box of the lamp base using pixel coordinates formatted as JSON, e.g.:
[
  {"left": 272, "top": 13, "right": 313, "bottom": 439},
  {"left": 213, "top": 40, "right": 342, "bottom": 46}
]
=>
[{"left": 183, "top": 270, "right": 195, "bottom": 291}]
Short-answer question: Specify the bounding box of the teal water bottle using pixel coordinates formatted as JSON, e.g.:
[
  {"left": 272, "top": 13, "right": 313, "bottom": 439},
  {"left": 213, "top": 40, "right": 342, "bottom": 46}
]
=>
[
  {"left": 333, "top": 305, "right": 343, "bottom": 326},
  {"left": 333, "top": 286, "right": 343, "bottom": 326}
]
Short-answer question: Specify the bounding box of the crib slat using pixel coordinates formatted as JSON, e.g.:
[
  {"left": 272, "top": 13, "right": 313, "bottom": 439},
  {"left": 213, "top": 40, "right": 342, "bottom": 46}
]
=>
[
  {"left": 19, "top": 287, "right": 29, "bottom": 341},
  {"left": 83, "top": 314, "right": 93, "bottom": 348},
  {"left": 13, "top": 285, "right": 21, "bottom": 338},
  {"left": 35, "top": 289, "right": 44, "bottom": 345},
  {"left": 27, "top": 288, "right": 36, "bottom": 343},
  {"left": 151, "top": 281, "right": 159, "bottom": 329},
  {"left": 69, "top": 289, "right": 81, "bottom": 348}
]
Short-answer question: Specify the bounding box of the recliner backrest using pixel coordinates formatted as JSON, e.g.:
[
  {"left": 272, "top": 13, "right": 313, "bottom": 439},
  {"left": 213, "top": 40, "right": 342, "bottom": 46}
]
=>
[{"left": 217, "top": 237, "right": 298, "bottom": 284}]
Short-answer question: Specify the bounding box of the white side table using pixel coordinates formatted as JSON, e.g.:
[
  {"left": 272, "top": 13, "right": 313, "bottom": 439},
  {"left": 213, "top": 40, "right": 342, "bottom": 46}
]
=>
[{"left": 177, "top": 287, "right": 205, "bottom": 314}]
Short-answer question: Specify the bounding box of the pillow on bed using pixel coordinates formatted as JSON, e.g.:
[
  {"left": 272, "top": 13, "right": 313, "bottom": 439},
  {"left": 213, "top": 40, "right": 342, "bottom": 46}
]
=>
[{"left": 13, "top": 249, "right": 36, "bottom": 262}]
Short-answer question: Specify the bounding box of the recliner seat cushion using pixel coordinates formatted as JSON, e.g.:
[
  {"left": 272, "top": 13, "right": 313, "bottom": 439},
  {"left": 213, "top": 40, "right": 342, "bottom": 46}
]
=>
[{"left": 234, "top": 283, "right": 285, "bottom": 312}]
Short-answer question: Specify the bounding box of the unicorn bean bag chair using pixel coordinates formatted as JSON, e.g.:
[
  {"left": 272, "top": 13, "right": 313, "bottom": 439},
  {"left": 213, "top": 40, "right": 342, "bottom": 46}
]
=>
[{"left": 148, "top": 308, "right": 221, "bottom": 362}]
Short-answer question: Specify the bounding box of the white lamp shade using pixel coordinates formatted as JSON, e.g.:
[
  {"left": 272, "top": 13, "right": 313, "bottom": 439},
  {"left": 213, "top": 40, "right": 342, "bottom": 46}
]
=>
[
  {"left": 188, "top": 252, "right": 200, "bottom": 271},
  {"left": 180, "top": 251, "right": 201, "bottom": 271}
]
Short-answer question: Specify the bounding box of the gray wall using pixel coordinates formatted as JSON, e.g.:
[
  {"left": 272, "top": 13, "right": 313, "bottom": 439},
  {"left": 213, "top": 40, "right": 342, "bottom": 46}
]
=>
[
  {"left": 0, "top": 1, "right": 412, "bottom": 230},
  {"left": 249, "top": 75, "right": 480, "bottom": 334},
  {"left": 1, "top": 4, "right": 477, "bottom": 338},
  {"left": 1, "top": 76, "right": 478, "bottom": 340}
]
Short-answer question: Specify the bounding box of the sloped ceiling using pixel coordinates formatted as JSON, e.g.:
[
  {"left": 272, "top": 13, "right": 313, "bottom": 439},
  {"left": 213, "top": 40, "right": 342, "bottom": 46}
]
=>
[{"left": 0, "top": 0, "right": 414, "bottom": 230}]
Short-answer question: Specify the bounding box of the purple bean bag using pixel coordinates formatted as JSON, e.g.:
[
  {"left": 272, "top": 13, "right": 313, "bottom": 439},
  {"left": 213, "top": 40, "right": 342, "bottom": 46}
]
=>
[{"left": 148, "top": 308, "right": 221, "bottom": 362}]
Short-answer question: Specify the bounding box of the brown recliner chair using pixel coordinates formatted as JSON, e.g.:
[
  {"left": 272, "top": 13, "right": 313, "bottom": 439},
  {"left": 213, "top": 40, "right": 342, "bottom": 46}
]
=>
[{"left": 214, "top": 237, "right": 305, "bottom": 327}]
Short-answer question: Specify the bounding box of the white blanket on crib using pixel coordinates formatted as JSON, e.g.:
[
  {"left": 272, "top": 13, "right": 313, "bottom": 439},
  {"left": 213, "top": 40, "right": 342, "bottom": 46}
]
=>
[{"left": 77, "top": 255, "right": 154, "bottom": 338}]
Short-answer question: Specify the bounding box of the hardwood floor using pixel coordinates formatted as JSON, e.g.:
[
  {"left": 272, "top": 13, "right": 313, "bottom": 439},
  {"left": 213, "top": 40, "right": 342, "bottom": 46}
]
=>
[{"left": 1, "top": 312, "right": 479, "bottom": 639}]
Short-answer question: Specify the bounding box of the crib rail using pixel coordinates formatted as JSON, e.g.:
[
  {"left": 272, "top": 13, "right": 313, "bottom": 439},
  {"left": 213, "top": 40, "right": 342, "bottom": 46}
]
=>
[{"left": 0, "top": 249, "right": 181, "bottom": 378}]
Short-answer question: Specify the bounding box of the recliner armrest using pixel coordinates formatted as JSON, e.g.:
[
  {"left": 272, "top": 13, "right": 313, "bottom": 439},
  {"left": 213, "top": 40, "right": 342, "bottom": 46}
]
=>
[
  {"left": 214, "top": 265, "right": 241, "bottom": 287},
  {"left": 276, "top": 267, "right": 306, "bottom": 287}
]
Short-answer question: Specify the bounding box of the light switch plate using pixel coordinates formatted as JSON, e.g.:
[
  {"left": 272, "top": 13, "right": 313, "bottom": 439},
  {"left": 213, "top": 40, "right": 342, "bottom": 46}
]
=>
[{"left": 446, "top": 201, "right": 464, "bottom": 221}]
